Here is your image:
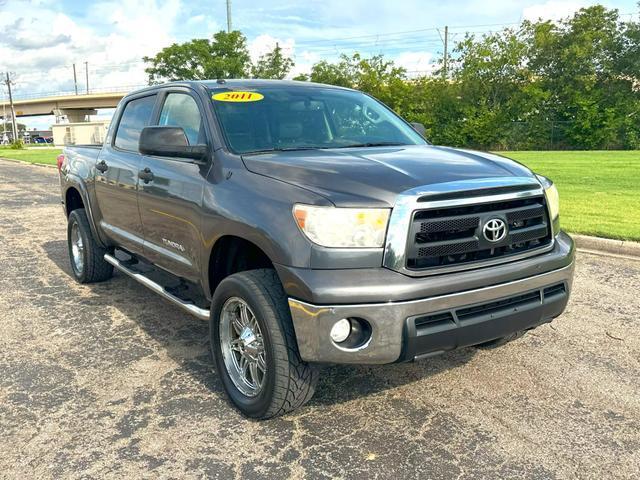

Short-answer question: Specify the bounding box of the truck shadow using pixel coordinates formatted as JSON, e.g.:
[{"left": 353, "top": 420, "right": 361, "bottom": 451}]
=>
[{"left": 43, "top": 240, "right": 476, "bottom": 408}]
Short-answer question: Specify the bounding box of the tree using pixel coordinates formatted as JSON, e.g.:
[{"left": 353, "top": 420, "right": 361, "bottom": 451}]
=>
[
  {"left": 297, "top": 53, "right": 407, "bottom": 106},
  {"left": 447, "top": 28, "right": 535, "bottom": 149},
  {"left": 251, "top": 43, "right": 294, "bottom": 79},
  {"left": 523, "top": 6, "right": 640, "bottom": 148},
  {"left": 143, "top": 31, "right": 251, "bottom": 84},
  {"left": 0, "top": 122, "right": 26, "bottom": 133}
]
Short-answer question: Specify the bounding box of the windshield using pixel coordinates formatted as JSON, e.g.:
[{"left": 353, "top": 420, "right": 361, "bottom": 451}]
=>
[{"left": 209, "top": 86, "right": 427, "bottom": 154}]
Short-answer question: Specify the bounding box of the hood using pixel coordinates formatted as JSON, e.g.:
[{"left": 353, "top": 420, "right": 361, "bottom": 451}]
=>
[{"left": 242, "top": 145, "right": 536, "bottom": 207}]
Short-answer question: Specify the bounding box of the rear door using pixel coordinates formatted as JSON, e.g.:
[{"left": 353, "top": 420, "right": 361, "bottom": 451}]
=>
[
  {"left": 137, "top": 88, "right": 210, "bottom": 282},
  {"left": 94, "top": 93, "right": 157, "bottom": 255}
]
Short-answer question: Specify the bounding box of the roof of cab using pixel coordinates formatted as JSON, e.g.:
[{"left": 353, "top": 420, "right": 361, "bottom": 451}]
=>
[
  {"left": 202, "top": 79, "right": 350, "bottom": 90},
  {"left": 127, "top": 79, "right": 353, "bottom": 97}
]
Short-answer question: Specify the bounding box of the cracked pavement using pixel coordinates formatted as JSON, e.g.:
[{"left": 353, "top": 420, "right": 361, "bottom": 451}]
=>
[{"left": 0, "top": 158, "right": 639, "bottom": 479}]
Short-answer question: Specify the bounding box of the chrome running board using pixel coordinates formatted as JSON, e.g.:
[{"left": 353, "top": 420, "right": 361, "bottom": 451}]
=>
[{"left": 104, "top": 254, "right": 210, "bottom": 321}]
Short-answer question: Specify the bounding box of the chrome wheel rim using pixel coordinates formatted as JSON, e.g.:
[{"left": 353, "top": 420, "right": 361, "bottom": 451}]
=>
[
  {"left": 219, "top": 297, "right": 267, "bottom": 397},
  {"left": 70, "top": 223, "right": 84, "bottom": 273}
]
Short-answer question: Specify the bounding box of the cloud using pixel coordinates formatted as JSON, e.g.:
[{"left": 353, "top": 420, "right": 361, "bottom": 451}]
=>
[
  {"left": 522, "top": 1, "right": 589, "bottom": 22},
  {"left": 9, "top": 34, "right": 72, "bottom": 51},
  {"left": 1, "top": 0, "right": 634, "bottom": 129},
  {"left": 0, "top": 0, "right": 185, "bottom": 98},
  {"left": 187, "top": 14, "right": 206, "bottom": 25},
  {"left": 394, "top": 51, "right": 436, "bottom": 75},
  {"left": 248, "top": 34, "right": 295, "bottom": 62}
]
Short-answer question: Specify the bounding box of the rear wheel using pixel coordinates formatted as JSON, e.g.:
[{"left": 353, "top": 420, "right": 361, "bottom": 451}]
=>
[
  {"left": 67, "top": 208, "right": 113, "bottom": 283},
  {"left": 210, "top": 269, "right": 319, "bottom": 419}
]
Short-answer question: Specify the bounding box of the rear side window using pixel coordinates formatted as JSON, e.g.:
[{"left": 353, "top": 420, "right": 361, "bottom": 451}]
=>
[
  {"left": 159, "top": 93, "right": 203, "bottom": 145},
  {"left": 114, "top": 95, "right": 157, "bottom": 151}
]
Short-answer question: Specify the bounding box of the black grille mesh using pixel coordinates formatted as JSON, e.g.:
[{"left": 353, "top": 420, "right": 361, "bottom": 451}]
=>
[
  {"left": 510, "top": 225, "right": 549, "bottom": 244},
  {"left": 418, "top": 240, "right": 479, "bottom": 258},
  {"left": 407, "top": 196, "right": 551, "bottom": 271},
  {"left": 419, "top": 217, "right": 479, "bottom": 233},
  {"left": 506, "top": 206, "right": 545, "bottom": 222}
]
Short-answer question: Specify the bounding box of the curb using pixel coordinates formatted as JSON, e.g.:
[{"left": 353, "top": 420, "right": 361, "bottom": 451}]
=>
[{"left": 573, "top": 234, "right": 640, "bottom": 258}]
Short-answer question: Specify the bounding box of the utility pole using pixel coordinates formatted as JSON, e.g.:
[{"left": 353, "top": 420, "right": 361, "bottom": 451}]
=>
[
  {"left": 85, "top": 61, "right": 89, "bottom": 94},
  {"left": 4, "top": 72, "right": 18, "bottom": 143},
  {"left": 73, "top": 63, "right": 78, "bottom": 95},
  {"left": 226, "top": 0, "right": 232, "bottom": 32},
  {"left": 443, "top": 25, "right": 449, "bottom": 79}
]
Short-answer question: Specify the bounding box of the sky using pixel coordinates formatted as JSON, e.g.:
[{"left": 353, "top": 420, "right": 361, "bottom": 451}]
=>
[{"left": 1, "top": 0, "right": 638, "bottom": 129}]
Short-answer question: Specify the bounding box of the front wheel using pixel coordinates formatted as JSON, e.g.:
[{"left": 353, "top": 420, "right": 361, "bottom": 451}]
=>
[{"left": 210, "top": 269, "right": 319, "bottom": 419}]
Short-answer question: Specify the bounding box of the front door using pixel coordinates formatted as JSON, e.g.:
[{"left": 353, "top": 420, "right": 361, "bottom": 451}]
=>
[
  {"left": 137, "top": 90, "right": 209, "bottom": 282},
  {"left": 94, "top": 93, "right": 157, "bottom": 255}
]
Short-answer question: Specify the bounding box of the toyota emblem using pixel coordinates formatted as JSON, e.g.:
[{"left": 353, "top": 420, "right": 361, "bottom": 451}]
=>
[{"left": 483, "top": 218, "right": 507, "bottom": 243}]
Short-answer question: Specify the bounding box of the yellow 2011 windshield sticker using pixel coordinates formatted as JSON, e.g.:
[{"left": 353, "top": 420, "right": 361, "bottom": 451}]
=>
[{"left": 212, "top": 91, "right": 264, "bottom": 102}]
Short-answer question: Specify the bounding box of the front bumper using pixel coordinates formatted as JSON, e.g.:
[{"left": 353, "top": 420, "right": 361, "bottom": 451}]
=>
[{"left": 286, "top": 234, "right": 575, "bottom": 364}]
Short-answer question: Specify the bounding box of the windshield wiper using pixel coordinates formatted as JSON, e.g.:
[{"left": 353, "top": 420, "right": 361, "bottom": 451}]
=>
[
  {"left": 243, "top": 142, "right": 407, "bottom": 155},
  {"left": 243, "top": 146, "right": 328, "bottom": 155},
  {"left": 336, "top": 142, "right": 407, "bottom": 148}
]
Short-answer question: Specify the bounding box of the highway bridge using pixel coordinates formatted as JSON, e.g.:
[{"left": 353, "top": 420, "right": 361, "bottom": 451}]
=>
[{"left": 0, "top": 88, "right": 140, "bottom": 122}]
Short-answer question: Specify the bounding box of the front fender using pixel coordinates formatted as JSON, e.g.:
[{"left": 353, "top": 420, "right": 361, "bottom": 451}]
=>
[{"left": 199, "top": 164, "right": 330, "bottom": 295}]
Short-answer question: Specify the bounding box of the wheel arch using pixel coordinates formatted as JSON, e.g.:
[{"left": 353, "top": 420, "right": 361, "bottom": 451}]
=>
[
  {"left": 205, "top": 235, "right": 280, "bottom": 299},
  {"left": 64, "top": 186, "right": 84, "bottom": 216},
  {"left": 62, "top": 176, "right": 106, "bottom": 248}
]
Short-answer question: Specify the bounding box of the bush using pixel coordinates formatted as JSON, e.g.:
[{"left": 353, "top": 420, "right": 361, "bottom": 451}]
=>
[{"left": 10, "top": 140, "right": 25, "bottom": 149}]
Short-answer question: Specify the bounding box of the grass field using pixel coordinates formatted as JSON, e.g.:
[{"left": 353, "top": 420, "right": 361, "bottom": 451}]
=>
[
  {"left": 505, "top": 151, "right": 639, "bottom": 241},
  {"left": 0, "top": 147, "right": 61, "bottom": 165},
  {"left": 0, "top": 147, "right": 638, "bottom": 241}
]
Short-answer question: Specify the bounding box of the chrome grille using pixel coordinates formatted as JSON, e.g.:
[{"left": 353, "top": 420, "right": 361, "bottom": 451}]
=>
[{"left": 406, "top": 196, "right": 552, "bottom": 271}]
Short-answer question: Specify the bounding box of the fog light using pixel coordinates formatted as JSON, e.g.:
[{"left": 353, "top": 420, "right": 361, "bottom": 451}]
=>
[{"left": 330, "top": 318, "right": 351, "bottom": 343}]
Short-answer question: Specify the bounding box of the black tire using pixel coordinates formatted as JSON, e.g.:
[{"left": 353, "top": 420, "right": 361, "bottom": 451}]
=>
[
  {"left": 475, "top": 330, "right": 526, "bottom": 349},
  {"left": 67, "top": 208, "right": 113, "bottom": 283},
  {"left": 210, "top": 269, "right": 319, "bottom": 419}
]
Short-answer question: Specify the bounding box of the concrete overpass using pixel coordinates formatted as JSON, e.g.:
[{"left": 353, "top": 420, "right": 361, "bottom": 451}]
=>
[{"left": 0, "top": 90, "right": 131, "bottom": 122}]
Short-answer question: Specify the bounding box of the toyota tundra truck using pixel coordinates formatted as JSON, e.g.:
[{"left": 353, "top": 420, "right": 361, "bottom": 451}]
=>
[{"left": 57, "top": 80, "right": 575, "bottom": 419}]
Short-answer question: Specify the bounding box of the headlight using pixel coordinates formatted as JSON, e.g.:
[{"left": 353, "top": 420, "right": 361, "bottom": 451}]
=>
[
  {"left": 536, "top": 174, "right": 559, "bottom": 221},
  {"left": 293, "top": 204, "right": 390, "bottom": 248}
]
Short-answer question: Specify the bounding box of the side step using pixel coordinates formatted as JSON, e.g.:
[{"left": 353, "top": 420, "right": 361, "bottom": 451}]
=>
[{"left": 104, "top": 254, "right": 210, "bottom": 321}]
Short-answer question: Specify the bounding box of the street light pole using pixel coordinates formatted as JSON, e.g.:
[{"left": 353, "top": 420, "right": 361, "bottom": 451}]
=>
[
  {"left": 226, "top": 0, "right": 232, "bottom": 32},
  {"left": 4, "top": 72, "right": 18, "bottom": 143},
  {"left": 443, "top": 25, "right": 449, "bottom": 79},
  {"left": 73, "top": 63, "right": 78, "bottom": 95},
  {"left": 85, "top": 61, "right": 89, "bottom": 94}
]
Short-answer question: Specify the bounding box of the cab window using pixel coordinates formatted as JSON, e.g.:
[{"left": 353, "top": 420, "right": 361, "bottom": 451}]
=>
[
  {"left": 158, "top": 93, "right": 204, "bottom": 146},
  {"left": 114, "top": 94, "right": 157, "bottom": 151}
]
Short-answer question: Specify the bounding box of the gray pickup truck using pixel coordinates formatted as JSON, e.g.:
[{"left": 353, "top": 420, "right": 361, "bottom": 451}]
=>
[{"left": 58, "top": 80, "right": 574, "bottom": 418}]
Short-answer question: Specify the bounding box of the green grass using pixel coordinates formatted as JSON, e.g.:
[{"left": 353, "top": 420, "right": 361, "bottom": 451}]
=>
[
  {"left": 0, "top": 147, "right": 62, "bottom": 165},
  {"left": 503, "top": 151, "right": 640, "bottom": 241},
  {"left": 1, "top": 147, "right": 637, "bottom": 241}
]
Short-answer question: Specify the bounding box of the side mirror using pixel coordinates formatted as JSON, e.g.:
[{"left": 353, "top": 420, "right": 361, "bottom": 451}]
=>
[
  {"left": 139, "top": 126, "right": 208, "bottom": 161},
  {"left": 410, "top": 122, "right": 426, "bottom": 137}
]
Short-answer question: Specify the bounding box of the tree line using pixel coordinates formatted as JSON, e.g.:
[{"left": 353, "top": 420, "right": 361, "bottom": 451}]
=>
[{"left": 144, "top": 5, "right": 640, "bottom": 150}]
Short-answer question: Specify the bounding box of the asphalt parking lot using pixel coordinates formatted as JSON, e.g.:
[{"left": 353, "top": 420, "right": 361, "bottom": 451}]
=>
[{"left": 0, "top": 158, "right": 639, "bottom": 479}]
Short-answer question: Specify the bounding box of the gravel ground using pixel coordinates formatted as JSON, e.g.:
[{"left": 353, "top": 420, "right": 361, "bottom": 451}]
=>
[{"left": 0, "top": 159, "right": 639, "bottom": 480}]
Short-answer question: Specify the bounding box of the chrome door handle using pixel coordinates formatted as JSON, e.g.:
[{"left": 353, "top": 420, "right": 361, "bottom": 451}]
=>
[
  {"left": 96, "top": 160, "right": 108, "bottom": 173},
  {"left": 138, "top": 167, "right": 154, "bottom": 183}
]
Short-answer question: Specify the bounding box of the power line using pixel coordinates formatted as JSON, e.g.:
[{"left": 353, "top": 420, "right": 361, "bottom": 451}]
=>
[
  {"left": 5, "top": 10, "right": 638, "bottom": 93},
  {"left": 292, "top": 21, "right": 522, "bottom": 47}
]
